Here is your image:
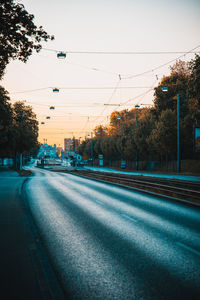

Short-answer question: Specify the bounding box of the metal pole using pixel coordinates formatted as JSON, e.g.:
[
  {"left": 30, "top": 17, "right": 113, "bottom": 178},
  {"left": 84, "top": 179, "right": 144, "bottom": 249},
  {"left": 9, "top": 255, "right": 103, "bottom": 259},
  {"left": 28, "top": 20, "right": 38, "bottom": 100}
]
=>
[
  {"left": 177, "top": 92, "right": 180, "bottom": 173},
  {"left": 136, "top": 115, "right": 138, "bottom": 171},
  {"left": 121, "top": 126, "right": 123, "bottom": 161},
  {"left": 19, "top": 111, "right": 23, "bottom": 170},
  {"left": 91, "top": 132, "right": 93, "bottom": 166}
]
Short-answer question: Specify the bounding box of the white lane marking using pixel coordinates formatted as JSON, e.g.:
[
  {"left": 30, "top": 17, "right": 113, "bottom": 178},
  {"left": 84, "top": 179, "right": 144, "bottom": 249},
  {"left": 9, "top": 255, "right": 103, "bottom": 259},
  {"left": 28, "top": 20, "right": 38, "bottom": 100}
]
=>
[
  {"left": 176, "top": 242, "right": 200, "bottom": 257},
  {"left": 122, "top": 214, "right": 138, "bottom": 223},
  {"left": 95, "top": 199, "right": 104, "bottom": 206}
]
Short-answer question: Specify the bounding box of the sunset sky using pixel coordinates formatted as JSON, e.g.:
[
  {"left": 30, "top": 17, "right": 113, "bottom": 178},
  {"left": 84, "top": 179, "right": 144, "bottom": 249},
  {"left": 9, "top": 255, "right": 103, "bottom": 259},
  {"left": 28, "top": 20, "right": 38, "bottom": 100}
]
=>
[{"left": 2, "top": 0, "right": 200, "bottom": 147}]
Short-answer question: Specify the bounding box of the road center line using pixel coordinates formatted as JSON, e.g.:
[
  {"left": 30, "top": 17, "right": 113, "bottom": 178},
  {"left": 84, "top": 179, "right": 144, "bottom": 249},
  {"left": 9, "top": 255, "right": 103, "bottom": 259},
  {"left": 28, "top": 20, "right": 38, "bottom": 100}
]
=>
[
  {"left": 176, "top": 242, "right": 200, "bottom": 257},
  {"left": 122, "top": 214, "right": 138, "bottom": 223},
  {"left": 95, "top": 199, "right": 104, "bottom": 206}
]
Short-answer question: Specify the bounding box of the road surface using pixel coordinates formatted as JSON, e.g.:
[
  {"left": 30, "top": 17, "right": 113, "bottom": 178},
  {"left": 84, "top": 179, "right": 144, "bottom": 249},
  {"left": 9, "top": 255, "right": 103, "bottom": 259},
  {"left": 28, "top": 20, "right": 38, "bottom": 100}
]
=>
[
  {"left": 0, "top": 167, "right": 64, "bottom": 299},
  {"left": 24, "top": 167, "right": 200, "bottom": 300}
]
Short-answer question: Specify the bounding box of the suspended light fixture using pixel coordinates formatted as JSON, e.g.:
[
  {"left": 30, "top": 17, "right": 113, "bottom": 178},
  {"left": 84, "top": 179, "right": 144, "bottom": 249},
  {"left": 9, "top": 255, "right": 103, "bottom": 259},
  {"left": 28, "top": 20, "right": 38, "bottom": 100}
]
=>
[
  {"left": 41, "top": 122, "right": 45, "bottom": 124},
  {"left": 57, "top": 52, "right": 67, "bottom": 59},
  {"left": 49, "top": 106, "right": 55, "bottom": 110},
  {"left": 46, "top": 116, "right": 51, "bottom": 119},
  {"left": 161, "top": 87, "right": 168, "bottom": 92},
  {"left": 53, "top": 88, "right": 59, "bottom": 93},
  {"left": 135, "top": 104, "right": 140, "bottom": 108}
]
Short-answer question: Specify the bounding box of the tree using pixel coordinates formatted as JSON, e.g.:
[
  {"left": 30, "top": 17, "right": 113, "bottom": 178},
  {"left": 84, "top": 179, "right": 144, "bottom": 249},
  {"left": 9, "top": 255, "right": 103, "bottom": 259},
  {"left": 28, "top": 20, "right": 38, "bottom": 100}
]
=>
[
  {"left": 148, "top": 109, "right": 177, "bottom": 161},
  {"left": 133, "top": 111, "right": 155, "bottom": 160},
  {"left": 153, "top": 60, "right": 191, "bottom": 118},
  {"left": 100, "top": 135, "right": 119, "bottom": 160},
  {"left": 170, "top": 59, "right": 191, "bottom": 77},
  {"left": 78, "top": 139, "right": 90, "bottom": 158},
  {"left": 0, "top": 0, "right": 54, "bottom": 79},
  {"left": 0, "top": 85, "right": 14, "bottom": 159},
  {"left": 12, "top": 101, "right": 39, "bottom": 155},
  {"left": 189, "top": 54, "right": 200, "bottom": 102},
  {"left": 93, "top": 125, "right": 107, "bottom": 138},
  {"left": 153, "top": 75, "right": 189, "bottom": 117}
]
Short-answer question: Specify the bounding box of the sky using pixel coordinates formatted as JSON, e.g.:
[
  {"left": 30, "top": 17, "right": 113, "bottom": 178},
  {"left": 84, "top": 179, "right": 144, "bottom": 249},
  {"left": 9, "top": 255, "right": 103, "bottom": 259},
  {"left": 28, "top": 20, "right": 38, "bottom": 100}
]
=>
[{"left": 2, "top": 0, "right": 200, "bottom": 147}]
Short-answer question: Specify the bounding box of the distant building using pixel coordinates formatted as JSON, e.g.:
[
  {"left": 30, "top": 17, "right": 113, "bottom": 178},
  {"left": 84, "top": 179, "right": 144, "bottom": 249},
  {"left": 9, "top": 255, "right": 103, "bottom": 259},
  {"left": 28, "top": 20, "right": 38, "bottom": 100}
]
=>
[
  {"left": 64, "top": 138, "right": 80, "bottom": 152},
  {"left": 64, "top": 138, "right": 73, "bottom": 152},
  {"left": 63, "top": 138, "right": 80, "bottom": 158}
]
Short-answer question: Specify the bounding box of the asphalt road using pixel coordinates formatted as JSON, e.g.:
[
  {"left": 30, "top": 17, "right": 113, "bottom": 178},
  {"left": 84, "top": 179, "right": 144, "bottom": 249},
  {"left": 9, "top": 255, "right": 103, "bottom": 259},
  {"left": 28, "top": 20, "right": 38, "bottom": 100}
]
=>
[
  {"left": 24, "top": 167, "right": 200, "bottom": 300},
  {"left": 0, "top": 167, "right": 65, "bottom": 300}
]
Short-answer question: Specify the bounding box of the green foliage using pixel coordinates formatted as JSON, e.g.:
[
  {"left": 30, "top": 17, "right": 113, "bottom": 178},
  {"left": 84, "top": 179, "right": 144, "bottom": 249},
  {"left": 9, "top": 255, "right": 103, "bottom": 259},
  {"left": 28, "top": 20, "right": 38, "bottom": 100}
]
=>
[{"left": 0, "top": 0, "right": 54, "bottom": 79}]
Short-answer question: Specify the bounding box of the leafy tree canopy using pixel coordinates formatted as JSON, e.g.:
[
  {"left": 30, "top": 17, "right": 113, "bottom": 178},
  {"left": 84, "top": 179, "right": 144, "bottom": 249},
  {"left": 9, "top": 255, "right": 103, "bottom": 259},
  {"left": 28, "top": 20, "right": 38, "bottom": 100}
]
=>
[
  {"left": 0, "top": 85, "right": 13, "bottom": 128},
  {"left": 153, "top": 60, "right": 190, "bottom": 117},
  {"left": 189, "top": 54, "right": 200, "bottom": 101},
  {"left": 0, "top": 85, "right": 13, "bottom": 157},
  {"left": 12, "top": 101, "right": 39, "bottom": 153},
  {"left": 0, "top": 0, "right": 54, "bottom": 79},
  {"left": 148, "top": 109, "right": 177, "bottom": 159}
]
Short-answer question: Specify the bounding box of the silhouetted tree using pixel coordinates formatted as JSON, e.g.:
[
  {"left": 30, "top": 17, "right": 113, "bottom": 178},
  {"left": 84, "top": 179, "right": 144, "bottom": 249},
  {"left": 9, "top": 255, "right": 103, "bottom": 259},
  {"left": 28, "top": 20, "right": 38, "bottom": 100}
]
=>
[
  {"left": 0, "top": 86, "right": 14, "bottom": 159},
  {"left": 0, "top": 0, "right": 54, "bottom": 79},
  {"left": 12, "top": 101, "right": 39, "bottom": 154}
]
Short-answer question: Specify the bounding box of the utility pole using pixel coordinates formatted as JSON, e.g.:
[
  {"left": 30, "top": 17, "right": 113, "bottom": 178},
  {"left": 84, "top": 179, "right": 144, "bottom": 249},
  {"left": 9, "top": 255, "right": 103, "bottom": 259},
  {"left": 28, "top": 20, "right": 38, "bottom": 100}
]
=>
[
  {"left": 161, "top": 87, "right": 181, "bottom": 173},
  {"left": 177, "top": 92, "right": 180, "bottom": 173},
  {"left": 19, "top": 111, "right": 23, "bottom": 170},
  {"left": 91, "top": 132, "right": 94, "bottom": 166},
  {"left": 121, "top": 126, "right": 123, "bottom": 161},
  {"left": 135, "top": 105, "right": 140, "bottom": 171},
  {"left": 117, "top": 116, "right": 126, "bottom": 168}
]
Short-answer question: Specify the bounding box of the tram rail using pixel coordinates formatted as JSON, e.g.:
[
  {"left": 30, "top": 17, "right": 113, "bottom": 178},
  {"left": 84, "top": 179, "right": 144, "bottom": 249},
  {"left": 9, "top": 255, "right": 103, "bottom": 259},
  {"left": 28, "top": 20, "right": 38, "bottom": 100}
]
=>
[{"left": 68, "top": 170, "right": 200, "bottom": 206}]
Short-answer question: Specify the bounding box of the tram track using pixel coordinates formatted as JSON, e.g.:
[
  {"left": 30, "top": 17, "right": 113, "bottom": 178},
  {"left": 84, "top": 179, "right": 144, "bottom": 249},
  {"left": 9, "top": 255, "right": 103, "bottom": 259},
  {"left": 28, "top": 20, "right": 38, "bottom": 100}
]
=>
[{"left": 66, "top": 170, "right": 200, "bottom": 206}]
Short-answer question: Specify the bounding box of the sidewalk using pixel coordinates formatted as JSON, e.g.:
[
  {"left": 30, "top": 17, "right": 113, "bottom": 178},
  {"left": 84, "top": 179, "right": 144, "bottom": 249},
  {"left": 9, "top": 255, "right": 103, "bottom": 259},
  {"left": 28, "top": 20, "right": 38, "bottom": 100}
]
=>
[
  {"left": 83, "top": 166, "right": 200, "bottom": 182},
  {"left": 0, "top": 168, "right": 65, "bottom": 299}
]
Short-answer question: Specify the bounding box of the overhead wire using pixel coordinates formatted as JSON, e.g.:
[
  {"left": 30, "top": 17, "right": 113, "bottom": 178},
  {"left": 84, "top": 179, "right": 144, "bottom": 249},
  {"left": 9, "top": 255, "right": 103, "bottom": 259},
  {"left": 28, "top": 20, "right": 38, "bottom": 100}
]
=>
[
  {"left": 37, "top": 53, "right": 121, "bottom": 77},
  {"left": 91, "top": 78, "right": 122, "bottom": 126},
  {"left": 41, "top": 45, "right": 200, "bottom": 81},
  {"left": 121, "top": 44, "right": 200, "bottom": 79},
  {"left": 81, "top": 116, "right": 91, "bottom": 132},
  {"left": 11, "top": 44, "right": 200, "bottom": 140},
  {"left": 42, "top": 47, "right": 200, "bottom": 55},
  {"left": 9, "top": 86, "right": 153, "bottom": 94}
]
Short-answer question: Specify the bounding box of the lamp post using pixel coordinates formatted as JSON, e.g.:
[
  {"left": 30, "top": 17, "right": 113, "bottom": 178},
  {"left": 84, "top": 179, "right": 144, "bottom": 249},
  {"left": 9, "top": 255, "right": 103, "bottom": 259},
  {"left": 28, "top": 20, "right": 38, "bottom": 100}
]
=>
[
  {"left": 19, "top": 111, "right": 23, "bottom": 170},
  {"left": 117, "top": 116, "right": 122, "bottom": 157},
  {"left": 135, "top": 105, "right": 140, "bottom": 170},
  {"left": 177, "top": 92, "right": 180, "bottom": 173},
  {"left": 162, "top": 87, "right": 180, "bottom": 173},
  {"left": 88, "top": 133, "right": 94, "bottom": 166},
  {"left": 91, "top": 132, "right": 94, "bottom": 166},
  {"left": 116, "top": 116, "right": 126, "bottom": 168}
]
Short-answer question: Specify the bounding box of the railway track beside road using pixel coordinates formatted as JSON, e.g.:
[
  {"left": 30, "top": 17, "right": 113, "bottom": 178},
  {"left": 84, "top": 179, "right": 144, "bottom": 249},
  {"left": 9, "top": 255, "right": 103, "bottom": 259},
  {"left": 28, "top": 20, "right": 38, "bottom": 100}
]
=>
[{"left": 67, "top": 170, "right": 200, "bottom": 206}]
